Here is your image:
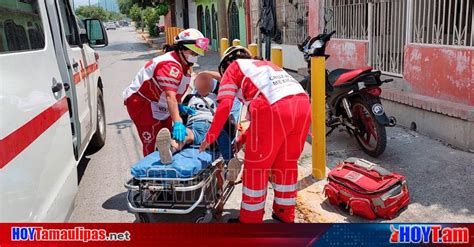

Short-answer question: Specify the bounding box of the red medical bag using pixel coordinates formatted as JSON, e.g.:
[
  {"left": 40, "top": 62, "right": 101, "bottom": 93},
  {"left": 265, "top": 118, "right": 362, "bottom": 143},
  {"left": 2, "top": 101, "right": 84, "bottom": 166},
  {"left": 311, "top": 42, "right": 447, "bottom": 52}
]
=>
[{"left": 324, "top": 158, "right": 410, "bottom": 220}]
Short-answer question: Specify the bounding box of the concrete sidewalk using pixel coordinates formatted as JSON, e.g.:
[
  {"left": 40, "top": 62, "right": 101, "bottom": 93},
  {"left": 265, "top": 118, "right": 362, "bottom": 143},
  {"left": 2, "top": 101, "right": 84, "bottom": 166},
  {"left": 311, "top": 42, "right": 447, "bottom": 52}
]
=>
[{"left": 139, "top": 33, "right": 474, "bottom": 223}]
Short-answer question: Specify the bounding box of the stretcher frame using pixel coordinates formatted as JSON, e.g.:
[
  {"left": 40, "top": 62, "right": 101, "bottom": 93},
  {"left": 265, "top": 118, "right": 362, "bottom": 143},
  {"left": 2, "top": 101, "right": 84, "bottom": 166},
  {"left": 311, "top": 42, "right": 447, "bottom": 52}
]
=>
[{"left": 124, "top": 156, "right": 237, "bottom": 223}]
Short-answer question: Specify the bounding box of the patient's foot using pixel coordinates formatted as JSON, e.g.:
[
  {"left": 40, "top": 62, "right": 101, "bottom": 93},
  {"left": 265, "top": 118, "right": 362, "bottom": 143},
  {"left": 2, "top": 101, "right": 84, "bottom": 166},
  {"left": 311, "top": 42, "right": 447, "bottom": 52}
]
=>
[
  {"left": 227, "top": 158, "right": 243, "bottom": 183},
  {"left": 155, "top": 128, "right": 173, "bottom": 165}
]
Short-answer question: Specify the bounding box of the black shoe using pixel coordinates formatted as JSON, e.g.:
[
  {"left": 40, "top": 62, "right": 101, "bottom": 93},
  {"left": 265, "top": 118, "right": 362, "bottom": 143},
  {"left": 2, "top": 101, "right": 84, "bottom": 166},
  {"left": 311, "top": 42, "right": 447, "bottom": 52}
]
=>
[
  {"left": 227, "top": 217, "right": 240, "bottom": 223},
  {"left": 271, "top": 213, "right": 293, "bottom": 223}
]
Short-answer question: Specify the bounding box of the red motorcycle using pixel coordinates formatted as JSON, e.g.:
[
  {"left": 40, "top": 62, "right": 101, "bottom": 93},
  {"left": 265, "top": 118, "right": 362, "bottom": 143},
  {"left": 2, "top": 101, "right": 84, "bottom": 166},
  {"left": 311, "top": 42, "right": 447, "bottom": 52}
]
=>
[{"left": 298, "top": 17, "right": 396, "bottom": 157}]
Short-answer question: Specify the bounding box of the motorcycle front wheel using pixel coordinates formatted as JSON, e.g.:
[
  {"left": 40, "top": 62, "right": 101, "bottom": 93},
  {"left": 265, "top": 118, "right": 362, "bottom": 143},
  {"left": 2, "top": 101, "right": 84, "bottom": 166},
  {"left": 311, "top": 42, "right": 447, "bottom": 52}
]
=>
[{"left": 350, "top": 97, "right": 387, "bottom": 157}]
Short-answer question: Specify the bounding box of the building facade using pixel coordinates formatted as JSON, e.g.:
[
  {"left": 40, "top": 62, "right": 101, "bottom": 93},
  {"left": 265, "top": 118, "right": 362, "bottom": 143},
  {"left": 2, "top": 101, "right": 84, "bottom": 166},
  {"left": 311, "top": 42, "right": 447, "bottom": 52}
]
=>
[
  {"left": 165, "top": 0, "right": 473, "bottom": 150},
  {"left": 308, "top": 0, "right": 473, "bottom": 150},
  {"left": 170, "top": 0, "right": 249, "bottom": 51}
]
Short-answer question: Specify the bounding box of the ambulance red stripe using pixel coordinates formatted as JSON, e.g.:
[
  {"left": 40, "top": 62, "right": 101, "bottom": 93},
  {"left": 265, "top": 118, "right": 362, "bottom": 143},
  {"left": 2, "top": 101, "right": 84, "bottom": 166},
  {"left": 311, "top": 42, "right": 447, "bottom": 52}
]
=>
[
  {"left": 0, "top": 98, "right": 69, "bottom": 169},
  {"left": 73, "top": 63, "right": 98, "bottom": 84}
]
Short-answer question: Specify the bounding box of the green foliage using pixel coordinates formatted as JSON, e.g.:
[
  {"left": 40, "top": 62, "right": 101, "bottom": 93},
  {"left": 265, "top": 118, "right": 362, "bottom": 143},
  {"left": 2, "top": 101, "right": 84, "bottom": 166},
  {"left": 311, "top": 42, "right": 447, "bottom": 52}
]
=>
[
  {"left": 75, "top": 6, "right": 109, "bottom": 21},
  {"left": 129, "top": 4, "right": 142, "bottom": 23},
  {"left": 109, "top": 12, "right": 124, "bottom": 21},
  {"left": 131, "top": 0, "right": 154, "bottom": 8},
  {"left": 75, "top": 6, "right": 123, "bottom": 22},
  {"left": 155, "top": 3, "right": 169, "bottom": 16},
  {"left": 117, "top": 0, "right": 133, "bottom": 15},
  {"left": 143, "top": 6, "right": 160, "bottom": 36}
]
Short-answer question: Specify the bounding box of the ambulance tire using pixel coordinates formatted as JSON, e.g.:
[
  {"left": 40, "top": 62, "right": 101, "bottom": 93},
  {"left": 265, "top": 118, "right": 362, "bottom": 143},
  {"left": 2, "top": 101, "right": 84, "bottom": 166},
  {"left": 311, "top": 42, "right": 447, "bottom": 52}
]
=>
[{"left": 89, "top": 88, "right": 106, "bottom": 151}]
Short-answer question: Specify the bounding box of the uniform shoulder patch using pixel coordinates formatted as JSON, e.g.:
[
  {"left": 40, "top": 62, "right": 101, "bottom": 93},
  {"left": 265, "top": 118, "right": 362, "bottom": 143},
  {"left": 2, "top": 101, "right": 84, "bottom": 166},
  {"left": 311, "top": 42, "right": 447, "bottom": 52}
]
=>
[{"left": 169, "top": 66, "right": 181, "bottom": 78}]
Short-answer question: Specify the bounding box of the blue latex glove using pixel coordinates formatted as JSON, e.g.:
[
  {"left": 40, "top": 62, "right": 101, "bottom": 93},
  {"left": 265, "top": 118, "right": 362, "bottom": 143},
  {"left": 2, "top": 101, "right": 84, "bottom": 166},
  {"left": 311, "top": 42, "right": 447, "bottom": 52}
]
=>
[
  {"left": 178, "top": 104, "right": 197, "bottom": 116},
  {"left": 172, "top": 122, "right": 187, "bottom": 142}
]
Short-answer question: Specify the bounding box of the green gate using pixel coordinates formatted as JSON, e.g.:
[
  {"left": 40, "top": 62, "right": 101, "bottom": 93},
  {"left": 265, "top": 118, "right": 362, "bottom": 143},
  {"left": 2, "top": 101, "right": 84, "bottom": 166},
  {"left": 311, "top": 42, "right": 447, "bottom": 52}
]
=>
[{"left": 228, "top": 1, "right": 240, "bottom": 42}]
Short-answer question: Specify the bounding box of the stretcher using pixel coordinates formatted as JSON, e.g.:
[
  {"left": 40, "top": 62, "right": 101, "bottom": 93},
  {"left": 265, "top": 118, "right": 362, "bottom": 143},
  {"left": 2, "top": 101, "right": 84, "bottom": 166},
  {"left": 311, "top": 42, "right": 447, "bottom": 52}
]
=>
[
  {"left": 125, "top": 87, "right": 243, "bottom": 223},
  {"left": 124, "top": 147, "right": 236, "bottom": 223}
]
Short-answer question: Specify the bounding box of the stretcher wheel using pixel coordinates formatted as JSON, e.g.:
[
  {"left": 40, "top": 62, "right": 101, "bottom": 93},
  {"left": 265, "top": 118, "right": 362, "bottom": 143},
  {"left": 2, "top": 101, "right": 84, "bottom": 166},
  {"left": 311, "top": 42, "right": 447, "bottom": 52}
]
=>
[
  {"left": 195, "top": 211, "right": 213, "bottom": 223},
  {"left": 137, "top": 213, "right": 150, "bottom": 223}
]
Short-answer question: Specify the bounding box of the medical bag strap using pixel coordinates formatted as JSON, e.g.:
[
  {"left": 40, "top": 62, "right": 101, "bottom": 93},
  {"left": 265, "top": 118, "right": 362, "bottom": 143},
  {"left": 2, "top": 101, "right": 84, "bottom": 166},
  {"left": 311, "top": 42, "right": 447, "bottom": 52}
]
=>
[{"left": 197, "top": 94, "right": 215, "bottom": 115}]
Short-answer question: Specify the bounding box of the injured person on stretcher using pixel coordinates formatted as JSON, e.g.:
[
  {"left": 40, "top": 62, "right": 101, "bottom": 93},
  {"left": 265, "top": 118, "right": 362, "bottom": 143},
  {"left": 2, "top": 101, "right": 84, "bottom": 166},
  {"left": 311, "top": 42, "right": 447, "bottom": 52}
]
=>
[
  {"left": 134, "top": 71, "right": 243, "bottom": 181},
  {"left": 126, "top": 71, "right": 244, "bottom": 222}
]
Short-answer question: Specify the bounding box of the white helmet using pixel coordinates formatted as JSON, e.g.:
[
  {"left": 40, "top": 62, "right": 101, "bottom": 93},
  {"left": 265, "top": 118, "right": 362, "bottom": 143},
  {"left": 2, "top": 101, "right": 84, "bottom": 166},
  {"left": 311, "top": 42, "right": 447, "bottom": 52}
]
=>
[
  {"left": 219, "top": 46, "right": 252, "bottom": 75},
  {"left": 174, "top": 28, "right": 209, "bottom": 56}
]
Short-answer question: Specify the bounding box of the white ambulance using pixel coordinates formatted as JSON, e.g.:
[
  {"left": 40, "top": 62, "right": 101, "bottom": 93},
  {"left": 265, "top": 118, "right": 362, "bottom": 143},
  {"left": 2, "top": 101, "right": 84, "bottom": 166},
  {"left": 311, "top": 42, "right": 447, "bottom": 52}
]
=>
[{"left": 0, "top": 0, "right": 109, "bottom": 221}]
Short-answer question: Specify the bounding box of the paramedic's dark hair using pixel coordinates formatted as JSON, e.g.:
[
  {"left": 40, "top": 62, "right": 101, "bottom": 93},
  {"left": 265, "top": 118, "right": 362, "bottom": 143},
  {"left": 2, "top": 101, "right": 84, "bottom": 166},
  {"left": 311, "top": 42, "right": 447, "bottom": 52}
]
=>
[{"left": 162, "top": 43, "right": 191, "bottom": 53}]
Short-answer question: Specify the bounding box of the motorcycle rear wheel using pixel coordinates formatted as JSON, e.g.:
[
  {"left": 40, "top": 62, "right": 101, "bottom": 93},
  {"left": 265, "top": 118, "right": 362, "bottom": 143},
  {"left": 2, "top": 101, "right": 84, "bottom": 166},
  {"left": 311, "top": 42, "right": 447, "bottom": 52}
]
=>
[{"left": 351, "top": 98, "right": 387, "bottom": 157}]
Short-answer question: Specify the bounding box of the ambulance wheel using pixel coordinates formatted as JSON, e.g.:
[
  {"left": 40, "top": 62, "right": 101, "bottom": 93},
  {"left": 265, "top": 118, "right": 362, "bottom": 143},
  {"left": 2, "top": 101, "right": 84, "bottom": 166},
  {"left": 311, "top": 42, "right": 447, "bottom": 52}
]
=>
[{"left": 90, "top": 89, "right": 106, "bottom": 151}]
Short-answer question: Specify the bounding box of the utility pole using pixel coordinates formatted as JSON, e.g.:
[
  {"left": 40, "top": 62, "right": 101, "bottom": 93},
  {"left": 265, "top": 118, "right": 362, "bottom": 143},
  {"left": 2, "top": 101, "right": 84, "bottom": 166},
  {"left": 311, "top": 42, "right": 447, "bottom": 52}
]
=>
[{"left": 217, "top": 0, "right": 228, "bottom": 52}]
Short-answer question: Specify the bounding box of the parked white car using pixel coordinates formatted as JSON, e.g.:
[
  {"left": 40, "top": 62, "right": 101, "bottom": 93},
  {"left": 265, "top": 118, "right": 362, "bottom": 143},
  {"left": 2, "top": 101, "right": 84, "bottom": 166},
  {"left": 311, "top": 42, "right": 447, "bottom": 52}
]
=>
[
  {"left": 0, "top": 0, "right": 108, "bottom": 222},
  {"left": 105, "top": 22, "right": 116, "bottom": 30}
]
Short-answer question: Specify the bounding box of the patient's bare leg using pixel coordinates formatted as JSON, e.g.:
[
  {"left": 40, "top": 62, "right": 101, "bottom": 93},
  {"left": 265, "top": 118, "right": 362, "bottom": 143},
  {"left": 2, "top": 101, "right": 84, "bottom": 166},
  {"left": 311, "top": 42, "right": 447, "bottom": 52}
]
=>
[{"left": 171, "top": 128, "right": 194, "bottom": 152}]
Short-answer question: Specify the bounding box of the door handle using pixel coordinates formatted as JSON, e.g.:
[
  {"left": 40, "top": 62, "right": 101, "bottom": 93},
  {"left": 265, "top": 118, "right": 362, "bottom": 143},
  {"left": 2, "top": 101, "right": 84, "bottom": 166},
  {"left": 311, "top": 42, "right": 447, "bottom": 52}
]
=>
[
  {"left": 52, "top": 83, "right": 63, "bottom": 93},
  {"left": 63, "top": 83, "right": 70, "bottom": 91},
  {"left": 72, "top": 62, "right": 79, "bottom": 69}
]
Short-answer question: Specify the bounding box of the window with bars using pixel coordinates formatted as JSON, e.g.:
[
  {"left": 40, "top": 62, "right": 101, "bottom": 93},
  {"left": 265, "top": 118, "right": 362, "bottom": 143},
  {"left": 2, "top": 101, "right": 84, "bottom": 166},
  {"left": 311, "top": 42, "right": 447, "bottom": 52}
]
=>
[
  {"left": 411, "top": 0, "right": 473, "bottom": 47},
  {"left": 275, "top": 0, "right": 309, "bottom": 45},
  {"left": 324, "top": 0, "right": 369, "bottom": 40}
]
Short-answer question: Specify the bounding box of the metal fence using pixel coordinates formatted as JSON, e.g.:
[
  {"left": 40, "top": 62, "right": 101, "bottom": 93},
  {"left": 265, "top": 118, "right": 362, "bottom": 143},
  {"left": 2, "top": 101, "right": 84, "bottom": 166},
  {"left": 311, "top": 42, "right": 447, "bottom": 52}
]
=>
[
  {"left": 323, "top": 0, "right": 473, "bottom": 75},
  {"left": 275, "top": 0, "right": 309, "bottom": 45},
  {"left": 411, "top": 0, "right": 473, "bottom": 47},
  {"left": 371, "top": 0, "right": 408, "bottom": 75},
  {"left": 324, "top": 0, "right": 369, "bottom": 40}
]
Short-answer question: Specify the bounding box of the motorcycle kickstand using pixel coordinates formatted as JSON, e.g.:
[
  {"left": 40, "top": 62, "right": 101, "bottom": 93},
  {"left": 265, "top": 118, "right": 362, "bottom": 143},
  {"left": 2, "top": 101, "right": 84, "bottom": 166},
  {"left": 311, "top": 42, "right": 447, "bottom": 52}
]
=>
[
  {"left": 326, "top": 127, "right": 336, "bottom": 136},
  {"left": 346, "top": 127, "right": 354, "bottom": 137}
]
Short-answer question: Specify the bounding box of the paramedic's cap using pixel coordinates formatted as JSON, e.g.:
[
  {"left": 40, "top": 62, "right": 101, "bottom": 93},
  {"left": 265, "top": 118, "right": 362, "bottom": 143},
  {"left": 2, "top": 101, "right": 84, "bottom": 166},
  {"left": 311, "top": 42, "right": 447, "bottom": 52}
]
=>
[{"left": 174, "top": 28, "right": 209, "bottom": 56}]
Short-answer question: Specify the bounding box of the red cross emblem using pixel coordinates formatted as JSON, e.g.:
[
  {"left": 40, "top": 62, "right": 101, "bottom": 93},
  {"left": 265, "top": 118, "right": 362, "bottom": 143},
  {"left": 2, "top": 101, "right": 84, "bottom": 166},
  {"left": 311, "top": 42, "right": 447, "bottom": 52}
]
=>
[
  {"left": 142, "top": 131, "right": 152, "bottom": 142},
  {"left": 253, "top": 60, "right": 283, "bottom": 71},
  {"left": 183, "top": 32, "right": 190, "bottom": 37}
]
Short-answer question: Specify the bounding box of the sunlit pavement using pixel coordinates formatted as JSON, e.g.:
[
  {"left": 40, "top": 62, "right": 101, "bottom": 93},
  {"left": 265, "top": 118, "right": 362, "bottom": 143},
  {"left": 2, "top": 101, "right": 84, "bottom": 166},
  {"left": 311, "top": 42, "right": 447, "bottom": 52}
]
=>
[{"left": 69, "top": 27, "right": 474, "bottom": 223}]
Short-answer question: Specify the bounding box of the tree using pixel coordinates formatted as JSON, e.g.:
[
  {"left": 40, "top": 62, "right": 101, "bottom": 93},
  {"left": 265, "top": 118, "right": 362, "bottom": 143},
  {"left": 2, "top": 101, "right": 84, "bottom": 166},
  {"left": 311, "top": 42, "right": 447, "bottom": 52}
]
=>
[
  {"left": 75, "top": 6, "right": 110, "bottom": 21},
  {"left": 143, "top": 6, "right": 160, "bottom": 36},
  {"left": 117, "top": 0, "right": 133, "bottom": 16},
  {"left": 129, "top": 4, "right": 142, "bottom": 23}
]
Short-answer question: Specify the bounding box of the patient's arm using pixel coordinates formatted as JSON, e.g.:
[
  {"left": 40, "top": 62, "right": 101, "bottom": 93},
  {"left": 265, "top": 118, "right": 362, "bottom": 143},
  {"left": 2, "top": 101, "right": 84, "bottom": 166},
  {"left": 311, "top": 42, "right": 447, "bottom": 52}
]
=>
[
  {"left": 171, "top": 128, "right": 194, "bottom": 152},
  {"left": 197, "top": 71, "right": 221, "bottom": 82}
]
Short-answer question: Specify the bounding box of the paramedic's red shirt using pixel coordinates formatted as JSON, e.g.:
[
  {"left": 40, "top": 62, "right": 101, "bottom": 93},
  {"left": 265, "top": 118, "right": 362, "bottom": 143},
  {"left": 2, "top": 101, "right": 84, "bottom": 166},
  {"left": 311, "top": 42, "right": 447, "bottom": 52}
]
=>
[
  {"left": 155, "top": 51, "right": 190, "bottom": 98},
  {"left": 204, "top": 60, "right": 259, "bottom": 144},
  {"left": 132, "top": 51, "right": 190, "bottom": 102}
]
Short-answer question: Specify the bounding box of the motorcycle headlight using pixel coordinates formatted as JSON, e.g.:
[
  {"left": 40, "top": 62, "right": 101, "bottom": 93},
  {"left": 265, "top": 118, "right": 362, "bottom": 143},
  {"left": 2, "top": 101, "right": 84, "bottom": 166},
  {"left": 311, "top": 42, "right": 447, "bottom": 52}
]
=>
[{"left": 311, "top": 40, "right": 324, "bottom": 49}]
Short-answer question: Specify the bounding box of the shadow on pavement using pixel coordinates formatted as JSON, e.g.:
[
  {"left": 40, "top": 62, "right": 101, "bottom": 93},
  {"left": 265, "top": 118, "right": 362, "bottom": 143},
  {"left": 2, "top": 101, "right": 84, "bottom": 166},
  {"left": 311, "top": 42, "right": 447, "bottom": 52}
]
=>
[
  {"left": 121, "top": 53, "right": 158, "bottom": 62},
  {"left": 107, "top": 119, "right": 133, "bottom": 132},
  {"left": 77, "top": 156, "right": 90, "bottom": 184},
  {"left": 102, "top": 192, "right": 129, "bottom": 212},
  {"left": 326, "top": 127, "right": 474, "bottom": 222}
]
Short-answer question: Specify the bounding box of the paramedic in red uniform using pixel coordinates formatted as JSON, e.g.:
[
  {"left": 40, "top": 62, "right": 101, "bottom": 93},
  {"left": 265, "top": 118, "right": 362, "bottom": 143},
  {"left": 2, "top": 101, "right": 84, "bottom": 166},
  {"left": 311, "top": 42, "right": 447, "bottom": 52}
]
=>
[
  {"left": 124, "top": 29, "right": 209, "bottom": 156},
  {"left": 199, "top": 46, "right": 311, "bottom": 223}
]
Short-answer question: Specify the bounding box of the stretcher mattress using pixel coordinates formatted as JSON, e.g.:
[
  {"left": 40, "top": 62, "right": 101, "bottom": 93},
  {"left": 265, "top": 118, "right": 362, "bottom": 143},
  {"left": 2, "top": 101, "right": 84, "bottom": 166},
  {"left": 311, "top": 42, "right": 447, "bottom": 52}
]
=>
[{"left": 131, "top": 148, "right": 218, "bottom": 178}]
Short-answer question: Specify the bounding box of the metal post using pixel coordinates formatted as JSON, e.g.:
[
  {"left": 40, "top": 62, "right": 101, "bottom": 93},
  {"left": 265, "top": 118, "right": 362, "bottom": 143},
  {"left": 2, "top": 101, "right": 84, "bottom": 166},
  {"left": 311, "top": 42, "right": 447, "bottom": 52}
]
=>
[
  {"left": 271, "top": 46, "right": 282, "bottom": 67},
  {"left": 232, "top": 39, "right": 240, "bottom": 46},
  {"left": 311, "top": 56, "right": 326, "bottom": 180},
  {"left": 220, "top": 38, "right": 229, "bottom": 57},
  {"left": 248, "top": 43, "right": 258, "bottom": 57}
]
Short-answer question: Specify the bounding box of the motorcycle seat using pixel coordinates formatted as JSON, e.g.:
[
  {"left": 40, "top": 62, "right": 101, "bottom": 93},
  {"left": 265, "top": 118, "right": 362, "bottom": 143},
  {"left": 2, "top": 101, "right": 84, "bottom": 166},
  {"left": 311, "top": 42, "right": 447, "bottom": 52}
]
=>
[{"left": 328, "top": 67, "right": 373, "bottom": 87}]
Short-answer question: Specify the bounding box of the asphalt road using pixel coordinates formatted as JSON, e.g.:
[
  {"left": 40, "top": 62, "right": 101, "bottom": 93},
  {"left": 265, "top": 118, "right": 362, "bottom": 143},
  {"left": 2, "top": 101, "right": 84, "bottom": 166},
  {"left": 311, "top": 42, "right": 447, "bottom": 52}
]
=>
[{"left": 70, "top": 27, "right": 159, "bottom": 222}]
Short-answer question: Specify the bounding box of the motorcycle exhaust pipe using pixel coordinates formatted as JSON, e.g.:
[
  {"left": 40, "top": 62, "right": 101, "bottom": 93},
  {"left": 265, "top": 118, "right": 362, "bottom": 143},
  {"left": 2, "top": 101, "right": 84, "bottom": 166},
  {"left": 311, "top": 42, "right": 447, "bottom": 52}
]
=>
[{"left": 342, "top": 98, "right": 353, "bottom": 119}]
